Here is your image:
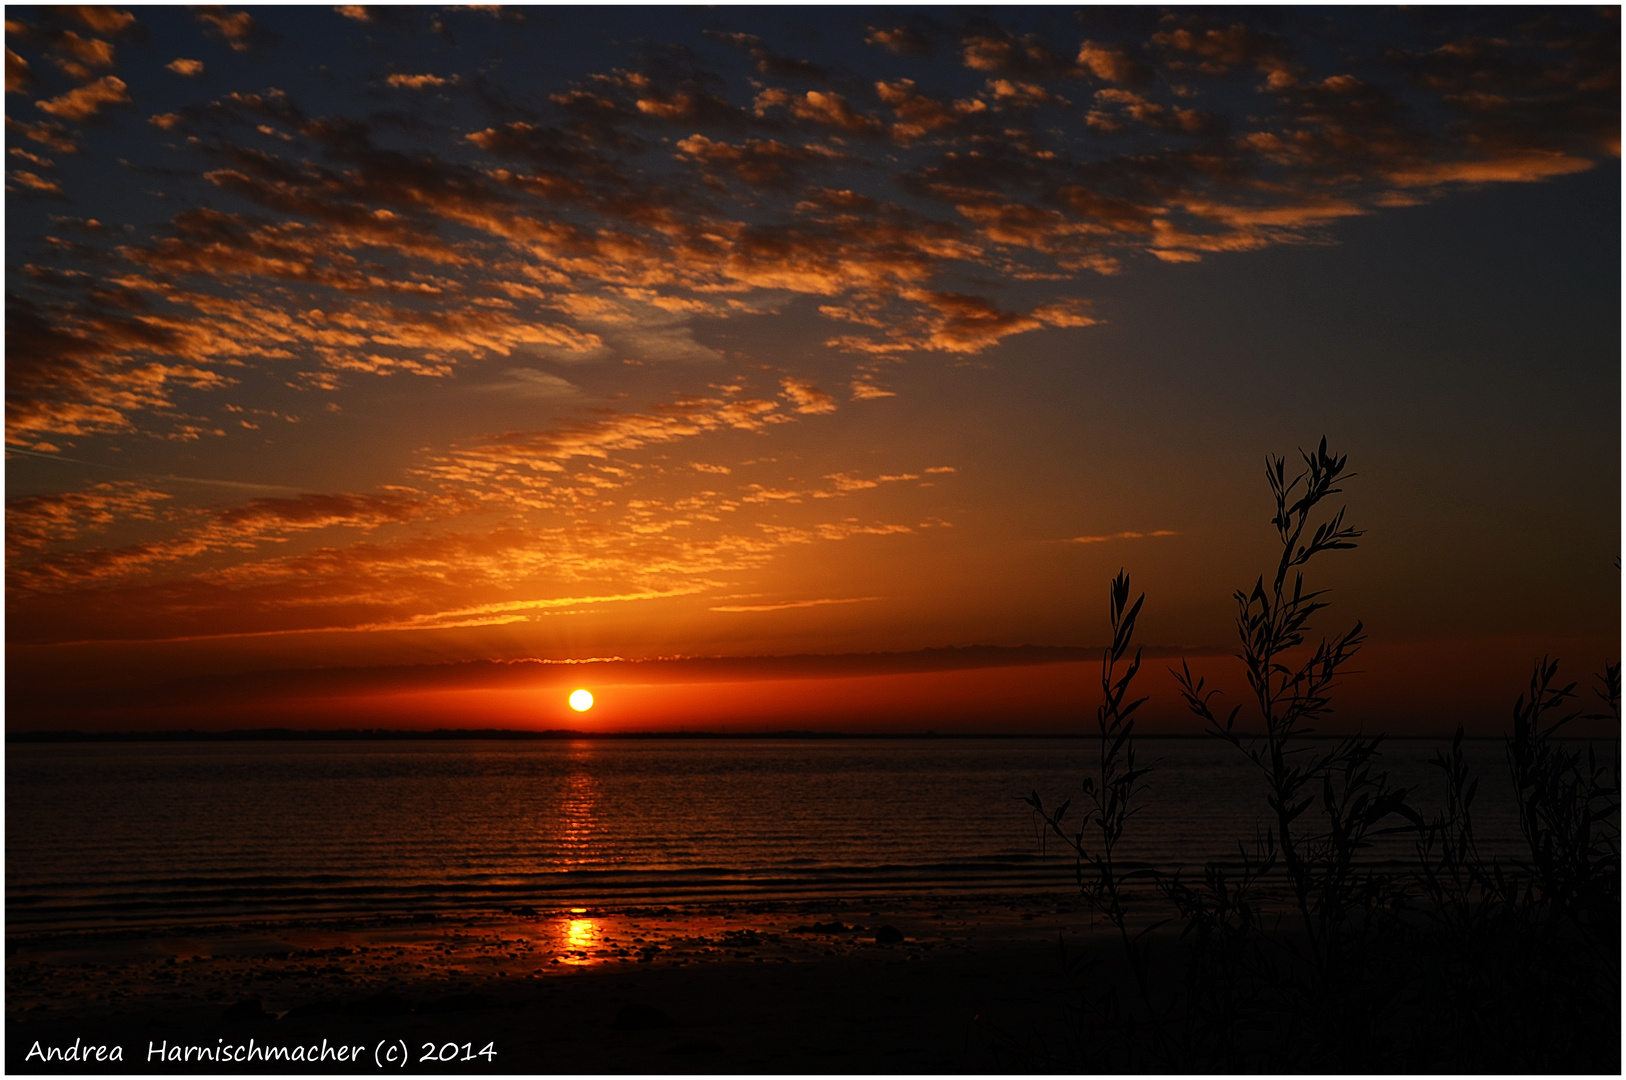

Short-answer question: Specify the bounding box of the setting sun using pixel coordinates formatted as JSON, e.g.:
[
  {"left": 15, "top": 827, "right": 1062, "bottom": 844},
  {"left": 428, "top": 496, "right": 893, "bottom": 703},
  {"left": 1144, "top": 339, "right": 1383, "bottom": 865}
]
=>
[{"left": 569, "top": 689, "right": 594, "bottom": 712}]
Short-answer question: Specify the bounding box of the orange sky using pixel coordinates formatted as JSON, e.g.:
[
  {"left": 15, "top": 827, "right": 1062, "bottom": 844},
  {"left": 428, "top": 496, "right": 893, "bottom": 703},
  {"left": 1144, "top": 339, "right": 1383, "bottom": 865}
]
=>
[{"left": 5, "top": 7, "right": 1619, "bottom": 735}]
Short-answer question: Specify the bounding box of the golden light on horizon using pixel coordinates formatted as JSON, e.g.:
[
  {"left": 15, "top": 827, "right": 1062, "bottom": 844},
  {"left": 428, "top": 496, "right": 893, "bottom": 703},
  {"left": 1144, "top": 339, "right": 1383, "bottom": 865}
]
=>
[{"left": 569, "top": 689, "right": 594, "bottom": 712}]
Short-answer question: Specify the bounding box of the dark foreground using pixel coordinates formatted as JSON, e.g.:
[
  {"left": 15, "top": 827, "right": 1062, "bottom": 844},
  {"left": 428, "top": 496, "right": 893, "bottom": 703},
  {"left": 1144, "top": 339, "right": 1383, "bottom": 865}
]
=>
[
  {"left": 6, "top": 897, "right": 1100, "bottom": 1074},
  {"left": 10, "top": 893, "right": 1619, "bottom": 1074}
]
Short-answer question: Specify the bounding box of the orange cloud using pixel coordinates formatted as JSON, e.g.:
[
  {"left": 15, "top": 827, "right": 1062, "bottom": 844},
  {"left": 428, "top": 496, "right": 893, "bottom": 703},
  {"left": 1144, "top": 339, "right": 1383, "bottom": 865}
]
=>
[
  {"left": 49, "top": 30, "right": 114, "bottom": 79},
  {"left": 779, "top": 377, "right": 836, "bottom": 414},
  {"left": 1076, "top": 41, "right": 1151, "bottom": 85},
  {"left": 6, "top": 482, "right": 172, "bottom": 557},
  {"left": 1088, "top": 87, "right": 1222, "bottom": 135},
  {"left": 849, "top": 377, "right": 895, "bottom": 400},
  {"left": 57, "top": 7, "right": 136, "bottom": 35},
  {"left": 9, "top": 118, "right": 78, "bottom": 152},
  {"left": 387, "top": 73, "right": 456, "bottom": 89},
  {"left": 1385, "top": 151, "right": 1595, "bottom": 187},
  {"left": 6, "top": 46, "right": 35, "bottom": 94},
  {"left": 2, "top": 13, "right": 1613, "bottom": 467},
  {"left": 675, "top": 134, "right": 844, "bottom": 188},
  {"left": 791, "top": 90, "right": 886, "bottom": 135},
  {"left": 1068, "top": 529, "right": 1178, "bottom": 544},
  {"left": 35, "top": 75, "right": 128, "bottom": 120},
  {"left": 711, "top": 596, "right": 879, "bottom": 612},
  {"left": 875, "top": 79, "right": 987, "bottom": 141},
  {"left": 960, "top": 29, "right": 1082, "bottom": 79},
  {"left": 416, "top": 393, "right": 792, "bottom": 502},
  {"left": 10, "top": 168, "right": 63, "bottom": 196},
  {"left": 195, "top": 8, "right": 262, "bottom": 51},
  {"left": 865, "top": 25, "right": 934, "bottom": 56},
  {"left": 1151, "top": 17, "right": 1293, "bottom": 83}
]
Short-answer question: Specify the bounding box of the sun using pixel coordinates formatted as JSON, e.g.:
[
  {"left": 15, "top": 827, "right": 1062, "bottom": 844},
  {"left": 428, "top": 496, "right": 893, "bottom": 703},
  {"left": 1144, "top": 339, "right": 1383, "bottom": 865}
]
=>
[{"left": 568, "top": 688, "right": 594, "bottom": 712}]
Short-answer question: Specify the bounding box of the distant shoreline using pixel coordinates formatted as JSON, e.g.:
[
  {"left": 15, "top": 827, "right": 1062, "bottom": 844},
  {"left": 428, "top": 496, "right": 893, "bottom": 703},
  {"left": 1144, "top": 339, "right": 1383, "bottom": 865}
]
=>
[{"left": 5, "top": 728, "right": 1561, "bottom": 743}]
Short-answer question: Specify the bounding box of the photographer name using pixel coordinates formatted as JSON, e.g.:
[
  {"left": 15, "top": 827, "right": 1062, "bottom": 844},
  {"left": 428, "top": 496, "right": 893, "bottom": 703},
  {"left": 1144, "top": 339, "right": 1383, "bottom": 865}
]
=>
[
  {"left": 23, "top": 1037, "right": 375, "bottom": 1066},
  {"left": 23, "top": 1039, "right": 122, "bottom": 1063}
]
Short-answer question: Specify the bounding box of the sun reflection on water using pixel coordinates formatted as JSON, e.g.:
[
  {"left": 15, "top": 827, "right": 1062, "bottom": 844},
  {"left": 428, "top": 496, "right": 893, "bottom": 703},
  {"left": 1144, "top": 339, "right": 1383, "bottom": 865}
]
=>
[
  {"left": 556, "top": 744, "right": 600, "bottom": 866},
  {"left": 542, "top": 913, "right": 601, "bottom": 965}
]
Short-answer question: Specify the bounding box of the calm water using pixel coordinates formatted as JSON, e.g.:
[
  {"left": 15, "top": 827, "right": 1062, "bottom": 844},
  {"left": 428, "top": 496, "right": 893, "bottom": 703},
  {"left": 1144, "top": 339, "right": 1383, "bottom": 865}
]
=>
[{"left": 5, "top": 737, "right": 1552, "bottom": 934}]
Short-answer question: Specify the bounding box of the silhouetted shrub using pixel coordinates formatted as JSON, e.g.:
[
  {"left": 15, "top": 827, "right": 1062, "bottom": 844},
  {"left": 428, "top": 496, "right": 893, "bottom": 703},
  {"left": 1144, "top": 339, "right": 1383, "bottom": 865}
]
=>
[{"left": 1029, "top": 439, "right": 1619, "bottom": 1073}]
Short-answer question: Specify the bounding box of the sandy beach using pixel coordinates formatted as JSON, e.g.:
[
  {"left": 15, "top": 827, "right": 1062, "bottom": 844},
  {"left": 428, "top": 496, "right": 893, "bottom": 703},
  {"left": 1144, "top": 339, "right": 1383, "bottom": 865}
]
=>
[{"left": 7, "top": 893, "right": 1115, "bottom": 1073}]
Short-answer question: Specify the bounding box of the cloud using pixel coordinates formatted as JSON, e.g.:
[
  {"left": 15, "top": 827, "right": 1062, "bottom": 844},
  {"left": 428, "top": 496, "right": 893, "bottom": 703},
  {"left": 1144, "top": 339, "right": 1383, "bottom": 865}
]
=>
[
  {"left": 1384, "top": 151, "right": 1596, "bottom": 187},
  {"left": 8, "top": 118, "right": 78, "bottom": 152},
  {"left": 416, "top": 392, "right": 793, "bottom": 500},
  {"left": 5, "top": 481, "right": 172, "bottom": 558},
  {"left": 35, "top": 75, "right": 128, "bottom": 120},
  {"left": 470, "top": 368, "right": 580, "bottom": 399},
  {"left": 3, "top": 7, "right": 1616, "bottom": 647},
  {"left": 1068, "top": 529, "right": 1178, "bottom": 544},
  {"left": 1076, "top": 41, "right": 1152, "bottom": 85},
  {"left": 212, "top": 491, "right": 431, "bottom": 534},
  {"left": 960, "top": 27, "right": 1084, "bottom": 79},
  {"left": 831, "top": 291, "right": 1095, "bottom": 355},
  {"left": 45, "top": 646, "right": 1139, "bottom": 721},
  {"left": 675, "top": 134, "right": 845, "bottom": 189},
  {"left": 48, "top": 30, "right": 115, "bottom": 80},
  {"left": 166, "top": 58, "right": 205, "bottom": 77},
  {"left": 850, "top": 377, "right": 895, "bottom": 400},
  {"left": 6, "top": 47, "right": 36, "bottom": 94},
  {"left": 10, "top": 147, "right": 54, "bottom": 168},
  {"left": 13, "top": 11, "right": 1599, "bottom": 408},
  {"left": 4, "top": 290, "right": 252, "bottom": 442},
  {"left": 1151, "top": 17, "right": 1294, "bottom": 83},
  {"left": 7, "top": 486, "right": 456, "bottom": 594},
  {"left": 756, "top": 89, "right": 886, "bottom": 136},
  {"left": 984, "top": 78, "right": 1060, "bottom": 108},
  {"left": 6, "top": 482, "right": 931, "bottom": 640},
  {"left": 387, "top": 73, "right": 457, "bottom": 89},
  {"left": 779, "top": 377, "right": 836, "bottom": 414},
  {"left": 194, "top": 8, "right": 268, "bottom": 52},
  {"left": 364, "top": 587, "right": 713, "bottom": 632},
  {"left": 57, "top": 7, "right": 137, "bottom": 36},
  {"left": 824, "top": 471, "right": 916, "bottom": 493},
  {"left": 539, "top": 293, "right": 727, "bottom": 365},
  {"left": 711, "top": 596, "right": 879, "bottom": 612},
  {"left": 865, "top": 25, "right": 935, "bottom": 56},
  {"left": 9, "top": 169, "right": 64, "bottom": 196},
  {"left": 875, "top": 79, "right": 989, "bottom": 142}
]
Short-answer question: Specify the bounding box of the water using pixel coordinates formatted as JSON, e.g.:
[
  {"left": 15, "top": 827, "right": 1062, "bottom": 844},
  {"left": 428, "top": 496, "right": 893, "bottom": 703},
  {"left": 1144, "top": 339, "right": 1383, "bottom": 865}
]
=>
[{"left": 5, "top": 737, "right": 1553, "bottom": 934}]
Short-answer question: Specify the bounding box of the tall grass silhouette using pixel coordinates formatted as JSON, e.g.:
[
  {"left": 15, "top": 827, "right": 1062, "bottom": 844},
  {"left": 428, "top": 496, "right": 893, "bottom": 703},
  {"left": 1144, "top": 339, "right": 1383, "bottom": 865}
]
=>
[{"left": 1029, "top": 438, "right": 1620, "bottom": 1072}]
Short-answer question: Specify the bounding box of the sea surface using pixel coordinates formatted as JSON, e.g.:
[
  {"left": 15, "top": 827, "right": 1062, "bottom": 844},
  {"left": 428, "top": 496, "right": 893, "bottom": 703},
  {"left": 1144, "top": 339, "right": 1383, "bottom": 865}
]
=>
[{"left": 4, "top": 736, "right": 1575, "bottom": 934}]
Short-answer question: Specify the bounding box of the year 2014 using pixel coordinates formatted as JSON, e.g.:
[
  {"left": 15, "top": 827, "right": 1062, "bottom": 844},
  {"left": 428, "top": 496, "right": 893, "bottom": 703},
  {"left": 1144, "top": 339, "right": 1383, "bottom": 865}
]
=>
[{"left": 422, "top": 1042, "right": 496, "bottom": 1063}]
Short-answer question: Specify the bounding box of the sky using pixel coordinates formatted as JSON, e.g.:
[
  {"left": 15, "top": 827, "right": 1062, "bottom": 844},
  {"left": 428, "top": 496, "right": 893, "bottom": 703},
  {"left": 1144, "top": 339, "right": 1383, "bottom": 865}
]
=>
[{"left": 5, "top": 5, "right": 1619, "bottom": 734}]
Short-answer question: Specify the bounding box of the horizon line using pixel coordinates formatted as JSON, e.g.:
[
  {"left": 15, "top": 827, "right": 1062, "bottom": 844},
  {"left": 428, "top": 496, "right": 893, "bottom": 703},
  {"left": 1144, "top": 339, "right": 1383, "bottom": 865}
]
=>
[{"left": 6, "top": 727, "right": 1566, "bottom": 744}]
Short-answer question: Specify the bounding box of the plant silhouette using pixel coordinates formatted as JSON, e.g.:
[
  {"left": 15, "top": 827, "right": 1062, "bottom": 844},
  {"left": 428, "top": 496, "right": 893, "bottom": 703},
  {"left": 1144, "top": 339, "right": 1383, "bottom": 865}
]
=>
[{"left": 1027, "top": 438, "right": 1619, "bottom": 1072}]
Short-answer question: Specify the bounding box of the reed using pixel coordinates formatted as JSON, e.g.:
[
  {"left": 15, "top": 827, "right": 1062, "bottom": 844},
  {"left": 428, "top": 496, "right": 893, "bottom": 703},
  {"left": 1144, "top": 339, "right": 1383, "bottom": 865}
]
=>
[
  {"left": 1029, "top": 438, "right": 1620, "bottom": 1073},
  {"left": 1025, "top": 571, "right": 1167, "bottom": 1069}
]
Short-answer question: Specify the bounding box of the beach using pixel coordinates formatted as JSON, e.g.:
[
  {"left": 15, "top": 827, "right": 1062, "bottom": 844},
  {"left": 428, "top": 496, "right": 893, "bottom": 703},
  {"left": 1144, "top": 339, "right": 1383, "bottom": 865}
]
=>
[{"left": 7, "top": 894, "right": 1112, "bottom": 1074}]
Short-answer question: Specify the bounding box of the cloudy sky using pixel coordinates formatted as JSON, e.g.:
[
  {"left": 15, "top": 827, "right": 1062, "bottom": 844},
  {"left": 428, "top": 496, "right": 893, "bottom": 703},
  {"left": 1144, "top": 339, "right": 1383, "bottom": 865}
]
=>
[{"left": 6, "top": 6, "right": 1618, "bottom": 731}]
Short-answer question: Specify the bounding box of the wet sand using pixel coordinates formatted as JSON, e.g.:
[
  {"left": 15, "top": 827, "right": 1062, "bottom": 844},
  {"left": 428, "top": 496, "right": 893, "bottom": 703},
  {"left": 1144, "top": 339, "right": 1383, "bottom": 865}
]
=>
[{"left": 7, "top": 894, "right": 1115, "bottom": 1073}]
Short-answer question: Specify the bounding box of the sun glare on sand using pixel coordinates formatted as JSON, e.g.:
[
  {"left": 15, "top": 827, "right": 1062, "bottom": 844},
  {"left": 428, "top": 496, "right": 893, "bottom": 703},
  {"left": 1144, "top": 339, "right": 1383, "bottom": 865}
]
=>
[{"left": 569, "top": 689, "right": 594, "bottom": 712}]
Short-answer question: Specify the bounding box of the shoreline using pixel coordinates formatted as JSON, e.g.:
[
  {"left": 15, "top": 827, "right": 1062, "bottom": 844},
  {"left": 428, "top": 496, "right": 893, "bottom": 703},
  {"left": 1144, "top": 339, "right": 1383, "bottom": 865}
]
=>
[{"left": 7, "top": 894, "right": 1116, "bottom": 1073}]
